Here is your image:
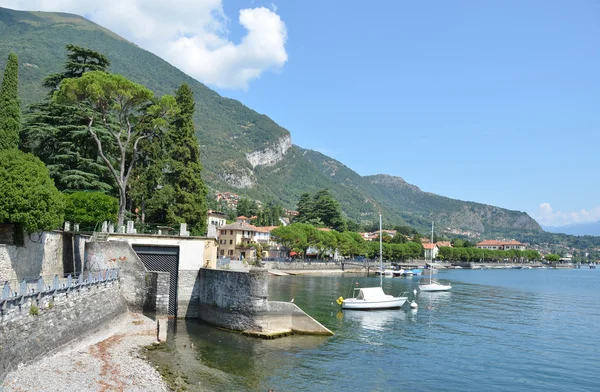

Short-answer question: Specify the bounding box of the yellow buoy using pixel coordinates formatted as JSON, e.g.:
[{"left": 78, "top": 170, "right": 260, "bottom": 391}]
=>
[{"left": 336, "top": 296, "right": 344, "bottom": 305}]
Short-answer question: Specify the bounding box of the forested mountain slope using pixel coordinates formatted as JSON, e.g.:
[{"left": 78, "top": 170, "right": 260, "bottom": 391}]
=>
[{"left": 0, "top": 7, "right": 541, "bottom": 236}]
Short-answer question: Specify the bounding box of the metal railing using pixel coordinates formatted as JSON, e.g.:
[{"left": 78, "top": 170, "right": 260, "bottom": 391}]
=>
[{"left": 0, "top": 269, "right": 120, "bottom": 307}]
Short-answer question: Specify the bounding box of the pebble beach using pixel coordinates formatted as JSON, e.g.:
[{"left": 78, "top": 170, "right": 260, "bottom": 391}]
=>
[{"left": 2, "top": 313, "right": 167, "bottom": 392}]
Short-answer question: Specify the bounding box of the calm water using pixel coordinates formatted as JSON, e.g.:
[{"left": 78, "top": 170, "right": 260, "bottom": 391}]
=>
[{"left": 154, "top": 268, "right": 600, "bottom": 392}]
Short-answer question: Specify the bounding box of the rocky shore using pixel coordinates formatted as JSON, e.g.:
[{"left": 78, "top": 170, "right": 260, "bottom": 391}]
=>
[{"left": 2, "top": 313, "right": 167, "bottom": 392}]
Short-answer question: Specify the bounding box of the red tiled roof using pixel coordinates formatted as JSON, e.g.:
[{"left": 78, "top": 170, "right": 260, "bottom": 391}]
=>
[
  {"left": 476, "top": 240, "right": 523, "bottom": 246},
  {"left": 436, "top": 241, "right": 452, "bottom": 247},
  {"left": 423, "top": 243, "right": 437, "bottom": 249}
]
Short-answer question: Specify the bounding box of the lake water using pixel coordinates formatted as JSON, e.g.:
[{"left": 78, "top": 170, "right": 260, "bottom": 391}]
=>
[{"left": 151, "top": 268, "right": 600, "bottom": 392}]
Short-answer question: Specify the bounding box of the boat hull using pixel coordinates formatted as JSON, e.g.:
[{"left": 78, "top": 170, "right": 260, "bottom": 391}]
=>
[
  {"left": 342, "top": 297, "right": 407, "bottom": 310},
  {"left": 419, "top": 283, "right": 452, "bottom": 292}
]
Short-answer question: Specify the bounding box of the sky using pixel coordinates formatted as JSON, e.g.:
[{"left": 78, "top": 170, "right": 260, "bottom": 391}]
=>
[{"left": 2, "top": 0, "right": 599, "bottom": 228}]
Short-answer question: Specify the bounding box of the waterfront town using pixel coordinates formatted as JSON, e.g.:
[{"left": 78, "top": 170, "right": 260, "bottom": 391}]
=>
[{"left": 1, "top": 2, "right": 599, "bottom": 391}]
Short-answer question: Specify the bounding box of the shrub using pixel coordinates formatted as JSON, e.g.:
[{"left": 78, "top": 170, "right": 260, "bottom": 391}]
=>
[
  {"left": 64, "top": 191, "right": 118, "bottom": 226},
  {"left": 0, "top": 150, "right": 64, "bottom": 232}
]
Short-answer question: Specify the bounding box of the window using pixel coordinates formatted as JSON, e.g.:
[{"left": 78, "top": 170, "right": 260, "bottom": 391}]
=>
[
  {"left": 230, "top": 230, "right": 233, "bottom": 235},
  {"left": 220, "top": 250, "right": 224, "bottom": 255},
  {"left": 230, "top": 240, "right": 233, "bottom": 245},
  {"left": 228, "top": 250, "right": 233, "bottom": 256}
]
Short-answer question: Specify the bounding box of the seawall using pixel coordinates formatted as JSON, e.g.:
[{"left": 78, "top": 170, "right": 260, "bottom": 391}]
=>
[
  {"left": 0, "top": 274, "right": 127, "bottom": 382},
  {"left": 198, "top": 268, "right": 333, "bottom": 337}
]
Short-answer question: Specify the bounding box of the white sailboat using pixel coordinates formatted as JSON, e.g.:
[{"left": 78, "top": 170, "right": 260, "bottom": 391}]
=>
[
  {"left": 340, "top": 215, "right": 408, "bottom": 310},
  {"left": 419, "top": 222, "right": 452, "bottom": 292}
]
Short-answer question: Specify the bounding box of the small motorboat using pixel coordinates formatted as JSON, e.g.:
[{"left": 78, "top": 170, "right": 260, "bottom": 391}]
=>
[{"left": 341, "top": 287, "right": 408, "bottom": 310}]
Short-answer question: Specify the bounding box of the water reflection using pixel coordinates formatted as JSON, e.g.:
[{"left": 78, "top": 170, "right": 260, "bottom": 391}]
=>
[{"left": 342, "top": 309, "right": 406, "bottom": 331}]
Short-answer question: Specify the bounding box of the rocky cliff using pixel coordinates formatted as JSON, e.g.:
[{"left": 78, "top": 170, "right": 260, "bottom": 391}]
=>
[{"left": 245, "top": 135, "right": 292, "bottom": 168}]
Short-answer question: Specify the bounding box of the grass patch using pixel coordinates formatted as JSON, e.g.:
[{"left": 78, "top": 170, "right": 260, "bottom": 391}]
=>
[{"left": 29, "top": 304, "right": 39, "bottom": 316}]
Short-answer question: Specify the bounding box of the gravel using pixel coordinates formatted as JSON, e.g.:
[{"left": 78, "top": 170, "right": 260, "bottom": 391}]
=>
[{"left": 1, "top": 313, "right": 168, "bottom": 392}]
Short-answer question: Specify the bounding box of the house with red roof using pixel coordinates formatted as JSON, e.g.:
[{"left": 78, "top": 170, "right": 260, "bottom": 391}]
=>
[
  {"left": 476, "top": 240, "right": 525, "bottom": 251},
  {"left": 423, "top": 243, "right": 439, "bottom": 260}
]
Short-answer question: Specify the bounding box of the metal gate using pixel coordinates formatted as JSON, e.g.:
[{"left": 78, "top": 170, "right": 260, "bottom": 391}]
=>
[{"left": 133, "top": 245, "right": 179, "bottom": 316}]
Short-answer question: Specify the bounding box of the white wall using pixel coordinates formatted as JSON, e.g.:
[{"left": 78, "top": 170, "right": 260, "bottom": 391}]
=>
[{"left": 107, "top": 234, "right": 215, "bottom": 270}]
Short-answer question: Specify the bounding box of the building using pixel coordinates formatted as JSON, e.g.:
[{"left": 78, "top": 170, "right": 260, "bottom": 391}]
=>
[
  {"left": 436, "top": 241, "right": 452, "bottom": 248},
  {"left": 218, "top": 222, "right": 258, "bottom": 260},
  {"left": 236, "top": 216, "right": 253, "bottom": 224},
  {"left": 217, "top": 223, "right": 285, "bottom": 260},
  {"left": 476, "top": 240, "right": 526, "bottom": 251},
  {"left": 423, "top": 243, "right": 439, "bottom": 260},
  {"left": 207, "top": 210, "right": 227, "bottom": 228}
]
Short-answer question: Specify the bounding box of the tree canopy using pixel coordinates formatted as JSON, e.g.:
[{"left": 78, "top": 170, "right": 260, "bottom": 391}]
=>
[
  {"left": 64, "top": 192, "right": 118, "bottom": 227},
  {"left": 54, "top": 71, "right": 177, "bottom": 226},
  {"left": 161, "top": 83, "right": 208, "bottom": 235},
  {"left": 0, "top": 150, "right": 64, "bottom": 232},
  {"left": 295, "top": 189, "right": 347, "bottom": 231},
  {"left": 0, "top": 53, "right": 20, "bottom": 151},
  {"left": 20, "top": 45, "right": 114, "bottom": 192}
]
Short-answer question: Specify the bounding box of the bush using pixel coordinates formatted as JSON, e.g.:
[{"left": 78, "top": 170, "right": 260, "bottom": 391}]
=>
[
  {"left": 64, "top": 191, "right": 118, "bottom": 226},
  {"left": 0, "top": 150, "right": 64, "bottom": 232}
]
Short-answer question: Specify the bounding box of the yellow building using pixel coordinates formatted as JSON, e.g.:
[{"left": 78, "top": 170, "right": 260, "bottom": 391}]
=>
[{"left": 217, "top": 222, "right": 258, "bottom": 260}]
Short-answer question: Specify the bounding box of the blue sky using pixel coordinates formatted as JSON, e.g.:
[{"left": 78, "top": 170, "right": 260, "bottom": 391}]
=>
[
  {"left": 3, "top": 0, "right": 599, "bottom": 227},
  {"left": 222, "top": 0, "right": 600, "bottom": 227}
]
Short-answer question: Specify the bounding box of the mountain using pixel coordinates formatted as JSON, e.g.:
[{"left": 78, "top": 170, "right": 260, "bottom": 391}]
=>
[
  {"left": 0, "top": 7, "right": 542, "bottom": 236},
  {"left": 542, "top": 221, "right": 600, "bottom": 237}
]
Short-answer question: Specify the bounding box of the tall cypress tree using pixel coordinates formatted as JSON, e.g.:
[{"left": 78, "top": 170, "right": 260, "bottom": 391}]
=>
[
  {"left": 162, "top": 83, "right": 208, "bottom": 235},
  {"left": 0, "top": 53, "right": 20, "bottom": 151}
]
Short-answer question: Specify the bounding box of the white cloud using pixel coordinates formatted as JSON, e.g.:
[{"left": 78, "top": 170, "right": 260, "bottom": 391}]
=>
[
  {"left": 534, "top": 202, "right": 600, "bottom": 226},
  {"left": 1, "top": 0, "right": 288, "bottom": 89}
]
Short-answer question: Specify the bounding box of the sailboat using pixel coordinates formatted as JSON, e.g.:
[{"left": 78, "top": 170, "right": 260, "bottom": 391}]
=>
[
  {"left": 340, "top": 215, "right": 408, "bottom": 310},
  {"left": 419, "top": 222, "right": 452, "bottom": 292}
]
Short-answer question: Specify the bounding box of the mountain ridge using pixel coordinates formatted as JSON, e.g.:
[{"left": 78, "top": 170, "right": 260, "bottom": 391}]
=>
[{"left": 0, "top": 7, "right": 542, "bottom": 236}]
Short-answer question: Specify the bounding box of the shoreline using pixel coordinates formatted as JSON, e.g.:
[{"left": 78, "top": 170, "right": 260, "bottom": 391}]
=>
[{"left": 2, "top": 313, "right": 168, "bottom": 392}]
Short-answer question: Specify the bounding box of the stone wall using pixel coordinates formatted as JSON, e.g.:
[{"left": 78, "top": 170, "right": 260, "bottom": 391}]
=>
[
  {"left": 0, "top": 280, "right": 127, "bottom": 383},
  {"left": 144, "top": 271, "right": 170, "bottom": 317},
  {"left": 265, "top": 261, "right": 343, "bottom": 270},
  {"left": 0, "top": 231, "right": 65, "bottom": 282},
  {"left": 198, "top": 268, "right": 333, "bottom": 337},
  {"left": 198, "top": 268, "right": 268, "bottom": 331},
  {"left": 85, "top": 241, "right": 153, "bottom": 313},
  {"left": 178, "top": 270, "right": 201, "bottom": 318}
]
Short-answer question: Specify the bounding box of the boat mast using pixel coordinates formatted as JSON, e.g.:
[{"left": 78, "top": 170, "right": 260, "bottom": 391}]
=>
[
  {"left": 430, "top": 221, "right": 434, "bottom": 284},
  {"left": 379, "top": 213, "right": 383, "bottom": 288}
]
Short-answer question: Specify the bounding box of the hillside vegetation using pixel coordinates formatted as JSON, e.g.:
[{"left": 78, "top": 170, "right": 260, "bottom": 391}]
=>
[{"left": 0, "top": 6, "right": 542, "bottom": 237}]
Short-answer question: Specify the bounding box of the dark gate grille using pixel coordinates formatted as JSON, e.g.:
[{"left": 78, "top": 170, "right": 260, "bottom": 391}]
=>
[{"left": 133, "top": 246, "right": 179, "bottom": 316}]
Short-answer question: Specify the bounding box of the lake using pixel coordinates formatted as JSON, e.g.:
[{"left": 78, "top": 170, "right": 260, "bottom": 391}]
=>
[{"left": 149, "top": 268, "right": 600, "bottom": 391}]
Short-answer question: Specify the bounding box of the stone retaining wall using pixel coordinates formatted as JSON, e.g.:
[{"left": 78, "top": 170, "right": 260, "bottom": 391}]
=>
[
  {"left": 0, "top": 280, "right": 127, "bottom": 383},
  {"left": 199, "top": 268, "right": 268, "bottom": 331},
  {"left": 198, "top": 268, "right": 333, "bottom": 337}
]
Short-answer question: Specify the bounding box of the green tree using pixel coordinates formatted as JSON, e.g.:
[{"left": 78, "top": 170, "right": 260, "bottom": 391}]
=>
[
  {"left": 43, "top": 44, "right": 111, "bottom": 91},
  {"left": 0, "top": 53, "right": 20, "bottom": 150},
  {"left": 390, "top": 233, "right": 407, "bottom": 244},
  {"left": 412, "top": 232, "right": 422, "bottom": 245},
  {"left": 236, "top": 198, "right": 251, "bottom": 217},
  {"left": 313, "top": 189, "right": 347, "bottom": 231},
  {"left": 544, "top": 253, "right": 560, "bottom": 262},
  {"left": 0, "top": 150, "right": 64, "bottom": 232},
  {"left": 64, "top": 192, "right": 118, "bottom": 226},
  {"left": 159, "top": 83, "right": 208, "bottom": 235},
  {"left": 296, "top": 192, "right": 315, "bottom": 223},
  {"left": 54, "top": 71, "right": 177, "bottom": 226},
  {"left": 20, "top": 45, "right": 114, "bottom": 192}
]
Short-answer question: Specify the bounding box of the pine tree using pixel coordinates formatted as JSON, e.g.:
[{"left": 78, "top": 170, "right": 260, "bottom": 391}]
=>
[
  {"left": 20, "top": 45, "right": 114, "bottom": 192},
  {"left": 162, "top": 84, "right": 208, "bottom": 235},
  {"left": 0, "top": 53, "right": 20, "bottom": 151}
]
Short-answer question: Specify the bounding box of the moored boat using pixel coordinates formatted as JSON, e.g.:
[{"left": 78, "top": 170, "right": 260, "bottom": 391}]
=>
[{"left": 342, "top": 287, "right": 407, "bottom": 310}]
